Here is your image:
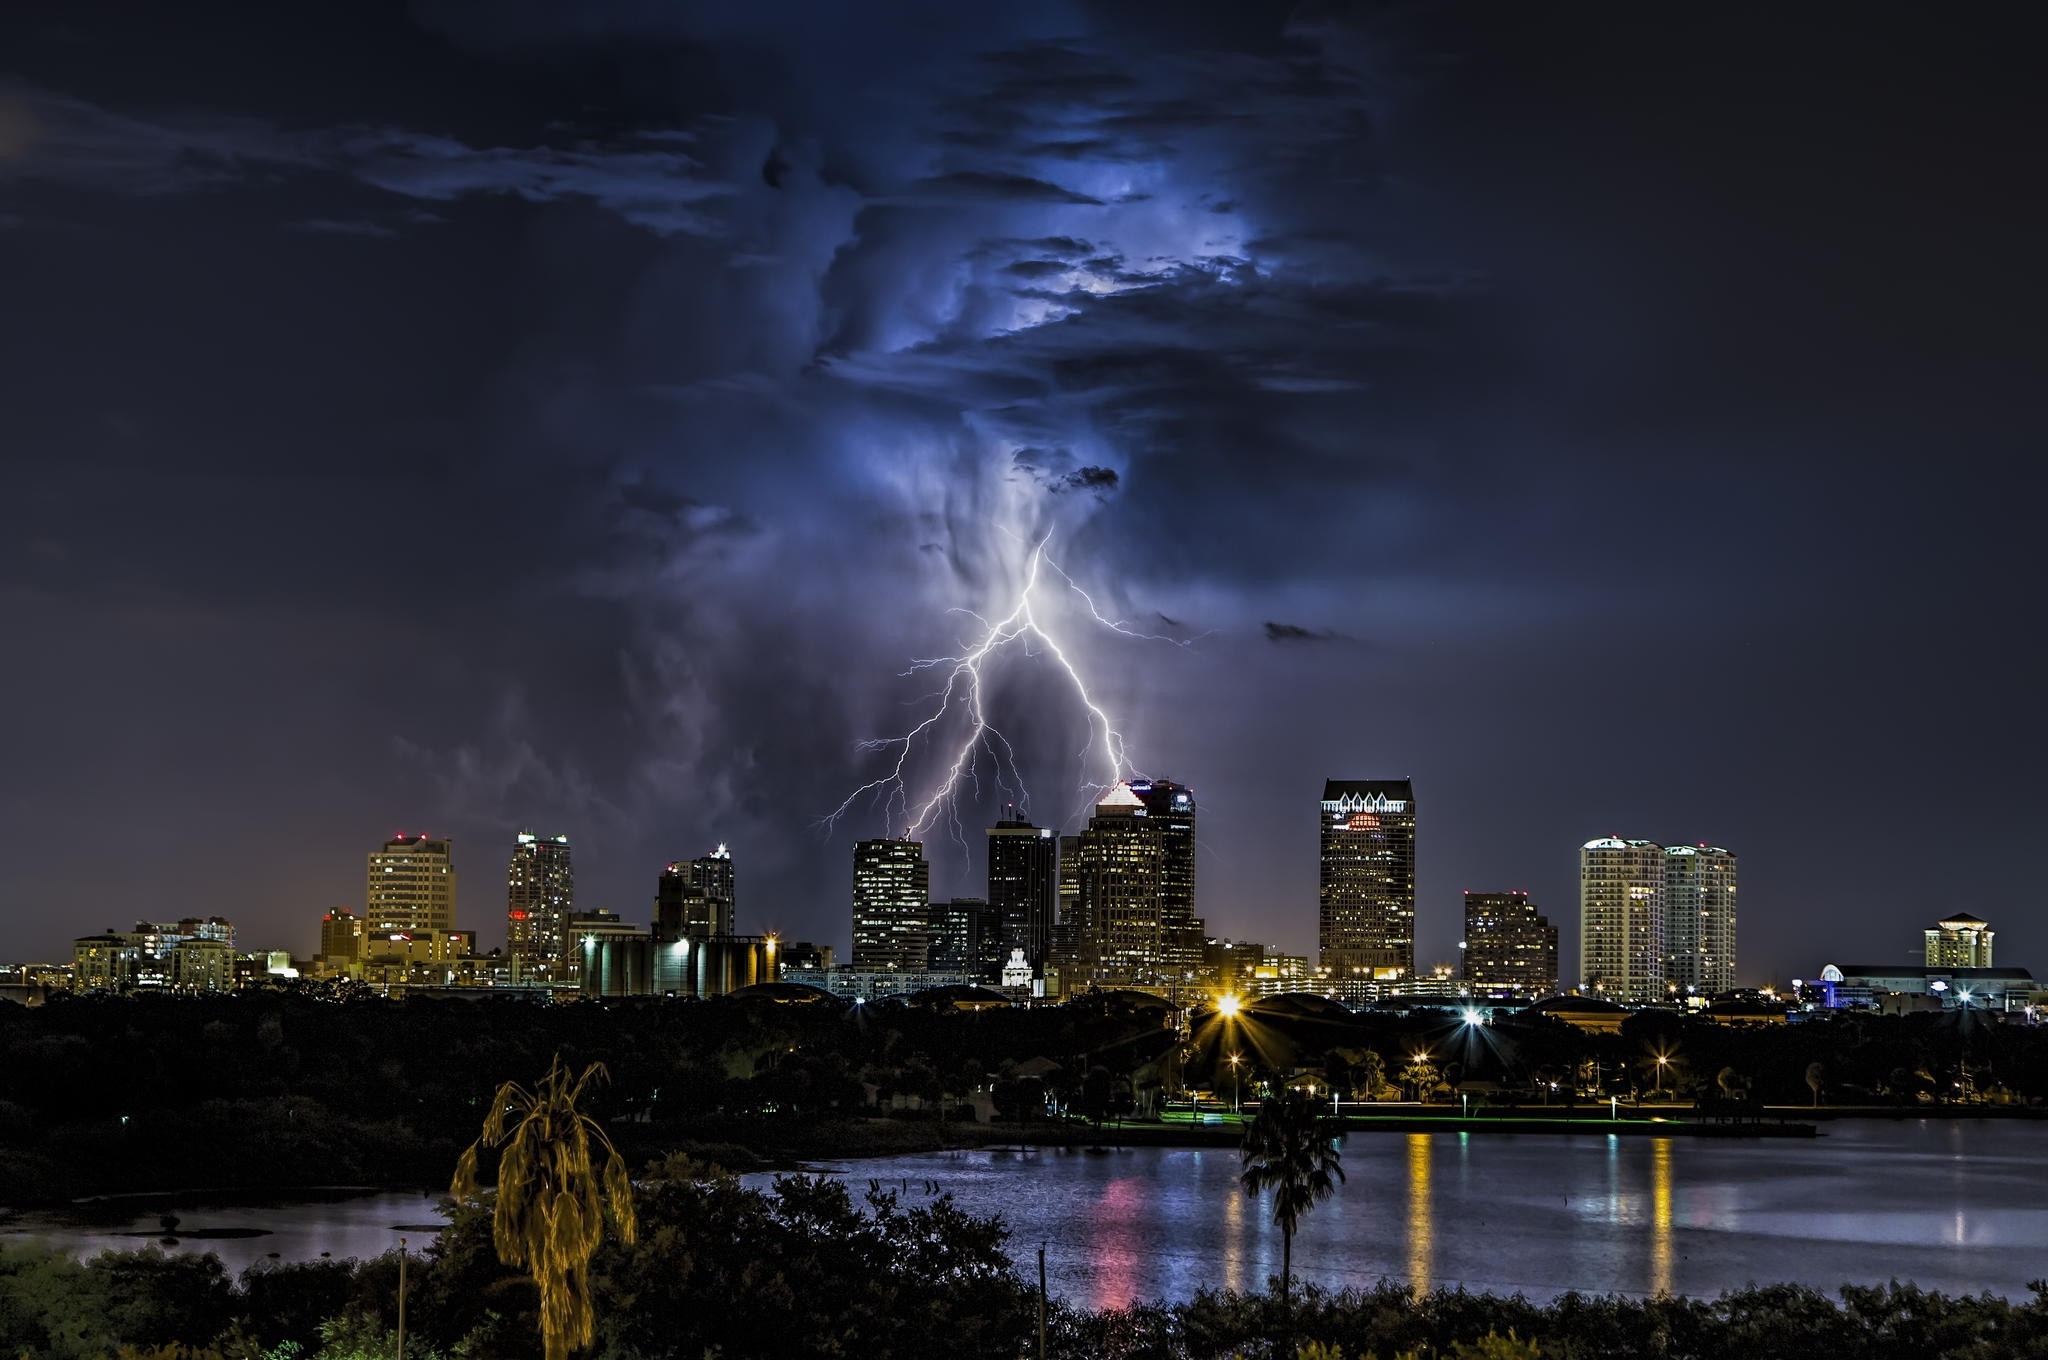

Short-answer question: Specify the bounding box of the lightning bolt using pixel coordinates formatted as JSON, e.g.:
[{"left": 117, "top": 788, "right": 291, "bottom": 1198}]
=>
[{"left": 823, "top": 533, "right": 1189, "bottom": 842}]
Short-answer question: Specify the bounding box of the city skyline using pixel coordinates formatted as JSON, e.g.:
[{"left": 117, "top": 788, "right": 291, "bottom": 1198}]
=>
[
  {"left": 0, "top": 776, "right": 2007, "bottom": 986},
  {"left": 3, "top": 3, "right": 2039, "bottom": 986}
]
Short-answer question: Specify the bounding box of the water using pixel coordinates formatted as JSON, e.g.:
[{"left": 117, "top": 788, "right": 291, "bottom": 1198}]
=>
[
  {"left": 7, "top": 1122, "right": 2045, "bottom": 1305},
  {"left": 0, "top": 1188, "right": 444, "bottom": 1273},
  {"left": 755, "top": 1121, "right": 2048, "bottom": 1307}
]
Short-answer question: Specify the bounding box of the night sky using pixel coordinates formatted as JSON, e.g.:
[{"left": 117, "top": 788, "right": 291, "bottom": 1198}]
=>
[{"left": 3, "top": 2, "right": 2042, "bottom": 980}]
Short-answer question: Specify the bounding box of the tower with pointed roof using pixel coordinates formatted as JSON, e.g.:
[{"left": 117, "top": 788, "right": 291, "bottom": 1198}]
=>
[{"left": 1318, "top": 779, "right": 1417, "bottom": 996}]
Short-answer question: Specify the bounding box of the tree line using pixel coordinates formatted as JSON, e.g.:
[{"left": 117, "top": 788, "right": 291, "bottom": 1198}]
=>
[{"left": 2, "top": 990, "right": 2042, "bottom": 1206}]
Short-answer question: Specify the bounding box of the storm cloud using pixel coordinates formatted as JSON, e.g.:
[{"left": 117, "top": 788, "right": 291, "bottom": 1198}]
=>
[{"left": 1, "top": 0, "right": 2040, "bottom": 982}]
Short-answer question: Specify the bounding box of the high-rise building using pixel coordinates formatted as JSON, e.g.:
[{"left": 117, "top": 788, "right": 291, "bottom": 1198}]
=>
[
  {"left": 1664, "top": 844, "right": 1738, "bottom": 995},
  {"left": 1049, "top": 780, "right": 1206, "bottom": 990},
  {"left": 928, "top": 897, "right": 1000, "bottom": 976},
  {"left": 987, "top": 814, "right": 1057, "bottom": 970},
  {"left": 1926, "top": 913, "right": 1994, "bottom": 968},
  {"left": 656, "top": 845, "right": 736, "bottom": 940},
  {"left": 1318, "top": 780, "right": 1417, "bottom": 993},
  {"left": 366, "top": 834, "right": 457, "bottom": 936},
  {"left": 851, "top": 838, "right": 931, "bottom": 971},
  {"left": 1131, "top": 779, "right": 1203, "bottom": 976},
  {"left": 507, "top": 831, "right": 575, "bottom": 978},
  {"left": 1462, "top": 891, "right": 1559, "bottom": 998},
  {"left": 1579, "top": 837, "right": 1665, "bottom": 1002}
]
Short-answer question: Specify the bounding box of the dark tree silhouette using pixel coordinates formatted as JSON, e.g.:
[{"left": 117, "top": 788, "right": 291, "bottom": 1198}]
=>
[{"left": 1239, "top": 1088, "right": 1346, "bottom": 1309}]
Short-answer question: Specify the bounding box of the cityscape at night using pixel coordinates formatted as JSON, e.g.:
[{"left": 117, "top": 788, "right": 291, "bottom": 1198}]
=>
[{"left": 3, "top": 0, "right": 2044, "bottom": 1356}]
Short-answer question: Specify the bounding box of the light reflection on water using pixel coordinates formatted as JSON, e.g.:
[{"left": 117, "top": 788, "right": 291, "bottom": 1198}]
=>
[
  {"left": 1221, "top": 1160, "right": 1245, "bottom": 1294},
  {"left": 767, "top": 1120, "right": 2048, "bottom": 1306},
  {"left": 1405, "top": 1133, "right": 1431, "bottom": 1293},
  {"left": 1651, "top": 1137, "right": 1673, "bottom": 1296},
  {"left": 9, "top": 1121, "right": 2044, "bottom": 1309}
]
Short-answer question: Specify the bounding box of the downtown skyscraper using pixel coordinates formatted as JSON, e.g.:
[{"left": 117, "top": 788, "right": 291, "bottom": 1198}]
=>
[
  {"left": 656, "top": 844, "right": 735, "bottom": 939},
  {"left": 506, "top": 831, "right": 574, "bottom": 978},
  {"left": 366, "top": 834, "right": 457, "bottom": 937},
  {"left": 987, "top": 812, "right": 1056, "bottom": 970},
  {"left": 850, "top": 838, "right": 930, "bottom": 971},
  {"left": 1131, "top": 779, "right": 1203, "bottom": 974},
  {"left": 1462, "top": 891, "right": 1559, "bottom": 998},
  {"left": 1318, "top": 780, "right": 1416, "bottom": 990},
  {"left": 1049, "top": 779, "right": 1206, "bottom": 990}
]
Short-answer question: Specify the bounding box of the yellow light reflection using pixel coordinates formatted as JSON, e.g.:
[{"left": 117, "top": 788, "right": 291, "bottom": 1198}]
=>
[
  {"left": 1222, "top": 1166, "right": 1245, "bottom": 1294},
  {"left": 1650, "top": 1138, "right": 1673, "bottom": 1296},
  {"left": 1406, "top": 1132, "right": 1433, "bottom": 1293}
]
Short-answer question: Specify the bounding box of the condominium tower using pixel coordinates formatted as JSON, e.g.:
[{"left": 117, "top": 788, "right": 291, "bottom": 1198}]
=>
[
  {"left": 851, "top": 838, "right": 931, "bottom": 971},
  {"left": 506, "top": 831, "right": 574, "bottom": 977},
  {"left": 1318, "top": 780, "right": 1417, "bottom": 988},
  {"left": 1580, "top": 837, "right": 1739, "bottom": 1001},
  {"left": 366, "top": 834, "right": 457, "bottom": 936},
  {"left": 1579, "top": 838, "right": 1665, "bottom": 1002},
  {"left": 1664, "top": 844, "right": 1738, "bottom": 995}
]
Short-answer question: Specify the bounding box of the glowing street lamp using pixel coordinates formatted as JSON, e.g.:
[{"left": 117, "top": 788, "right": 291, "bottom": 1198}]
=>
[
  {"left": 1654, "top": 1054, "right": 1669, "bottom": 1096},
  {"left": 1217, "top": 993, "right": 1242, "bottom": 1019},
  {"left": 1227, "top": 1052, "right": 1243, "bottom": 1115}
]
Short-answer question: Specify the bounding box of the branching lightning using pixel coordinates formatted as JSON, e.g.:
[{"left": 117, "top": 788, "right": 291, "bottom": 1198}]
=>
[{"left": 823, "top": 533, "right": 1189, "bottom": 842}]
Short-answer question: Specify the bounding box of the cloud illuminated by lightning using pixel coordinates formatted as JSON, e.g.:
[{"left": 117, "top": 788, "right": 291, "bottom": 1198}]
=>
[{"left": 823, "top": 533, "right": 1190, "bottom": 841}]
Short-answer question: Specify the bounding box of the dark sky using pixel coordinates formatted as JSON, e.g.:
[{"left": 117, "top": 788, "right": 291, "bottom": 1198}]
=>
[{"left": 3, "top": 2, "right": 2043, "bottom": 981}]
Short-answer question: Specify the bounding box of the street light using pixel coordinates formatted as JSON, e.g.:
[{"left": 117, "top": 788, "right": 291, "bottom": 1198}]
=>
[
  {"left": 1227, "top": 1052, "right": 1243, "bottom": 1115},
  {"left": 1654, "top": 1054, "right": 1668, "bottom": 1097},
  {"left": 1217, "top": 993, "right": 1242, "bottom": 1019}
]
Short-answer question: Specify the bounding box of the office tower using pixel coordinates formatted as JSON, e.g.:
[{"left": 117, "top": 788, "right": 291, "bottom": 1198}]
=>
[
  {"left": 1664, "top": 844, "right": 1738, "bottom": 995},
  {"left": 1926, "top": 913, "right": 1994, "bottom": 968},
  {"left": 1579, "top": 837, "right": 1665, "bottom": 1002},
  {"left": 928, "top": 897, "right": 1000, "bottom": 976},
  {"left": 366, "top": 834, "right": 457, "bottom": 936},
  {"left": 1051, "top": 781, "right": 1172, "bottom": 987},
  {"left": 851, "top": 838, "right": 930, "bottom": 971},
  {"left": 1318, "top": 780, "right": 1417, "bottom": 989},
  {"left": 506, "top": 831, "right": 575, "bottom": 977},
  {"left": 319, "top": 908, "right": 366, "bottom": 967},
  {"left": 987, "top": 813, "right": 1057, "bottom": 970},
  {"left": 1130, "top": 778, "right": 1203, "bottom": 976},
  {"left": 656, "top": 844, "right": 736, "bottom": 940},
  {"left": 1462, "top": 891, "right": 1559, "bottom": 998}
]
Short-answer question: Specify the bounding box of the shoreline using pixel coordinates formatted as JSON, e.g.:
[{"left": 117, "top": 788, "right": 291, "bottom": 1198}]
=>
[{"left": 9, "top": 1106, "right": 2039, "bottom": 1212}]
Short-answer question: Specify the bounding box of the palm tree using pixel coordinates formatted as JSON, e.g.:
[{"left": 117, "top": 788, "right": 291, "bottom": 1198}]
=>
[
  {"left": 1239, "top": 1088, "right": 1346, "bottom": 1308},
  {"left": 452, "top": 1054, "right": 638, "bottom": 1360}
]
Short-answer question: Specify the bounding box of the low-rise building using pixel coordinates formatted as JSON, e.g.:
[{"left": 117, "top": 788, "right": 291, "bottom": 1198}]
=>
[
  {"left": 781, "top": 967, "right": 984, "bottom": 1005},
  {"left": 72, "top": 919, "right": 239, "bottom": 993},
  {"left": 1804, "top": 962, "right": 2035, "bottom": 1012}
]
